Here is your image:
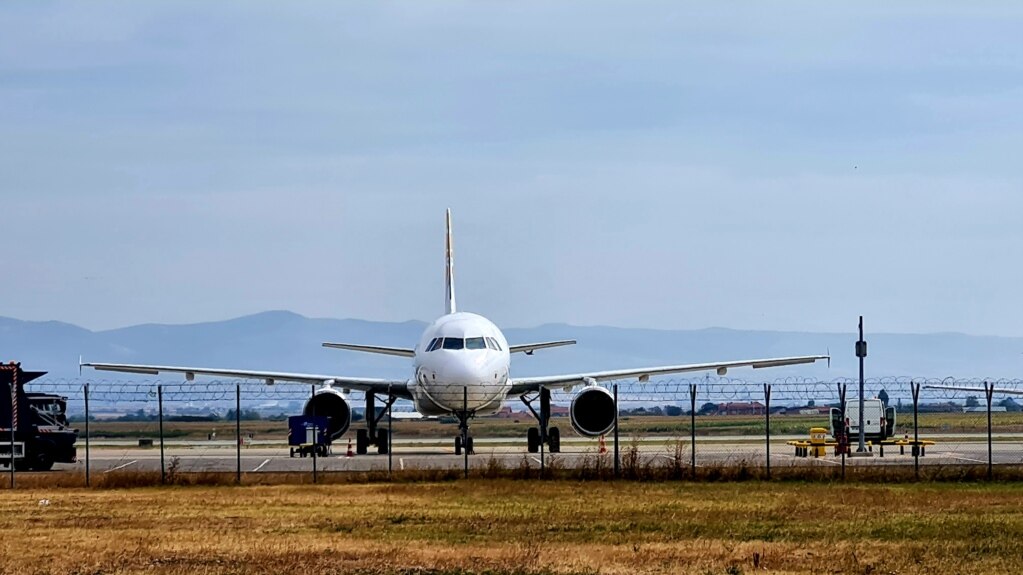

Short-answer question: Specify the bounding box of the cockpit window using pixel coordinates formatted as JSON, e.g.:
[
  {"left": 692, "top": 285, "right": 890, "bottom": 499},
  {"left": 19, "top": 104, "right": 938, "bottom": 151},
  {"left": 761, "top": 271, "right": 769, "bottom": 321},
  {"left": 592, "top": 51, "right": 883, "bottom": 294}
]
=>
[
  {"left": 426, "top": 338, "right": 442, "bottom": 352},
  {"left": 465, "top": 337, "right": 486, "bottom": 350},
  {"left": 486, "top": 337, "right": 503, "bottom": 351},
  {"left": 441, "top": 337, "right": 464, "bottom": 350}
]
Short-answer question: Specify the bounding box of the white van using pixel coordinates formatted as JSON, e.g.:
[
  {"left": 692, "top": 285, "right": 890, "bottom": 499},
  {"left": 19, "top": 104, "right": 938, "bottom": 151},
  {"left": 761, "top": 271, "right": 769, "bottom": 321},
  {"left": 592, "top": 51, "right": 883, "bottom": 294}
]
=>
[{"left": 830, "top": 398, "right": 896, "bottom": 442}]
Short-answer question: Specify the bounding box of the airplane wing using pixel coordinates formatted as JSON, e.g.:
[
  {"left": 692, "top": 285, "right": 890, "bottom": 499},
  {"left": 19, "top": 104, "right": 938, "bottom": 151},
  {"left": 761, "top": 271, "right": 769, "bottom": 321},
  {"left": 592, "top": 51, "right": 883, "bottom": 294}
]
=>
[
  {"left": 508, "top": 340, "right": 576, "bottom": 355},
  {"left": 82, "top": 362, "right": 411, "bottom": 398},
  {"left": 923, "top": 385, "right": 1023, "bottom": 396},
  {"left": 507, "top": 355, "right": 829, "bottom": 396},
  {"left": 321, "top": 342, "right": 415, "bottom": 358}
]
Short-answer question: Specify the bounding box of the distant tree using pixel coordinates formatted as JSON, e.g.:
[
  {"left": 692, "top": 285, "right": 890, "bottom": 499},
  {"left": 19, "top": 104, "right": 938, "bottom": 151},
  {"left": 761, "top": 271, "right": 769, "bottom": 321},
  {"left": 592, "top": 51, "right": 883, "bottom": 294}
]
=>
[
  {"left": 807, "top": 400, "right": 815, "bottom": 407},
  {"left": 698, "top": 402, "right": 718, "bottom": 416},
  {"left": 965, "top": 396, "right": 980, "bottom": 408},
  {"left": 664, "top": 405, "right": 683, "bottom": 417},
  {"left": 649, "top": 406, "right": 664, "bottom": 416},
  {"left": 878, "top": 389, "right": 890, "bottom": 409},
  {"left": 999, "top": 398, "right": 1021, "bottom": 412}
]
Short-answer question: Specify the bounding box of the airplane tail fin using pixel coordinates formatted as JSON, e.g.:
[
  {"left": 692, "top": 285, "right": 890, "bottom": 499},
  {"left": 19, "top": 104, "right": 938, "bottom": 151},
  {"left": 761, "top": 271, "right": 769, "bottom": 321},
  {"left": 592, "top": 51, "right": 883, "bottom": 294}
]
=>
[{"left": 445, "top": 208, "right": 457, "bottom": 315}]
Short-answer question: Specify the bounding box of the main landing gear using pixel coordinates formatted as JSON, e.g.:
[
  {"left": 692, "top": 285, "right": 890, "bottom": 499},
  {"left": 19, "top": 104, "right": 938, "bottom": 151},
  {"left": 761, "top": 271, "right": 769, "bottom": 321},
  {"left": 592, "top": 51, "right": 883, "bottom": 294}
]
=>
[
  {"left": 522, "top": 387, "right": 561, "bottom": 453},
  {"left": 355, "top": 392, "right": 397, "bottom": 455}
]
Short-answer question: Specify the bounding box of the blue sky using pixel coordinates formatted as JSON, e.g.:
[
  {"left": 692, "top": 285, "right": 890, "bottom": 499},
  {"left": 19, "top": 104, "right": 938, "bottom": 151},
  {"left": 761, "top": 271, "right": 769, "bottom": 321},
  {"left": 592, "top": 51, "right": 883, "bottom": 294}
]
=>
[{"left": 1, "top": 2, "right": 1021, "bottom": 335}]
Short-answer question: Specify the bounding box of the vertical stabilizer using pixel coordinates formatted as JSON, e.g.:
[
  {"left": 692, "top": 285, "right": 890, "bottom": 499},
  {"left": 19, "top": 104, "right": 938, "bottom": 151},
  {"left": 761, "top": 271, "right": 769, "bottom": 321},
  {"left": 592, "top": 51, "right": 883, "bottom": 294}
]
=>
[{"left": 445, "top": 209, "right": 457, "bottom": 314}]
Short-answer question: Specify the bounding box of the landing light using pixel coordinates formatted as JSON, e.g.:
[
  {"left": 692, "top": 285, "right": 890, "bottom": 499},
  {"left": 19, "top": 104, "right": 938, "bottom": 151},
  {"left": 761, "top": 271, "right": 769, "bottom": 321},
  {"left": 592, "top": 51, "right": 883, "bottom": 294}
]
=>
[{"left": 717, "top": 367, "right": 728, "bottom": 376}]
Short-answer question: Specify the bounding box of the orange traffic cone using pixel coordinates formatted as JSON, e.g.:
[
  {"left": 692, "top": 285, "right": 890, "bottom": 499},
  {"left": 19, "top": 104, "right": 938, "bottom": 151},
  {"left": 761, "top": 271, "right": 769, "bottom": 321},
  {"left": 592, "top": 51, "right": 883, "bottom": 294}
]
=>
[
  {"left": 346, "top": 438, "right": 354, "bottom": 457},
  {"left": 598, "top": 434, "right": 607, "bottom": 454}
]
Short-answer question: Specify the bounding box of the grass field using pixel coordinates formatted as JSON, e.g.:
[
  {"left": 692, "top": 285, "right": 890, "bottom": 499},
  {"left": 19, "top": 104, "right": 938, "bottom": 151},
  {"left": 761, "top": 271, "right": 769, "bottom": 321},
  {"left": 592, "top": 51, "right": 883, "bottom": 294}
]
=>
[{"left": 1, "top": 480, "right": 1022, "bottom": 574}]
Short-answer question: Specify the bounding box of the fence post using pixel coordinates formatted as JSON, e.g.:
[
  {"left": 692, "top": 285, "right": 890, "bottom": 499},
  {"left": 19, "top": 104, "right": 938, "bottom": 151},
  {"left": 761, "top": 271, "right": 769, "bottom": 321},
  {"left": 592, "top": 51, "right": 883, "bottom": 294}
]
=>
[
  {"left": 158, "top": 385, "right": 165, "bottom": 485},
  {"left": 84, "top": 383, "right": 90, "bottom": 488},
  {"left": 838, "top": 382, "right": 847, "bottom": 481},
  {"left": 235, "top": 384, "right": 241, "bottom": 484},
  {"left": 9, "top": 365, "right": 17, "bottom": 489},
  {"left": 310, "top": 385, "right": 317, "bottom": 484},
  {"left": 764, "top": 383, "right": 772, "bottom": 480},
  {"left": 613, "top": 383, "right": 620, "bottom": 479},
  {"left": 463, "top": 386, "right": 469, "bottom": 480},
  {"left": 911, "top": 381, "right": 920, "bottom": 481},
  {"left": 985, "top": 381, "right": 994, "bottom": 481},
  {"left": 689, "top": 383, "right": 697, "bottom": 475},
  {"left": 388, "top": 385, "right": 393, "bottom": 480}
]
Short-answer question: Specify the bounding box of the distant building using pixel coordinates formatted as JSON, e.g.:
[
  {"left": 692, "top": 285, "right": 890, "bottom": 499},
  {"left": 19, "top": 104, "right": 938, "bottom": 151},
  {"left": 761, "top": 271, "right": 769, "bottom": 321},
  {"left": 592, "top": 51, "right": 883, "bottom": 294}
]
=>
[{"left": 715, "top": 402, "right": 766, "bottom": 416}]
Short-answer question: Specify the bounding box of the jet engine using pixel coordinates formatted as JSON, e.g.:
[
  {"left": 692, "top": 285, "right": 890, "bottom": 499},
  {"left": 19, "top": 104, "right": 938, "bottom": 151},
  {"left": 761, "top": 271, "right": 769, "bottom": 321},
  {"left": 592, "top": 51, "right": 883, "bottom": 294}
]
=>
[
  {"left": 303, "top": 387, "right": 352, "bottom": 441},
  {"left": 570, "top": 386, "right": 617, "bottom": 437}
]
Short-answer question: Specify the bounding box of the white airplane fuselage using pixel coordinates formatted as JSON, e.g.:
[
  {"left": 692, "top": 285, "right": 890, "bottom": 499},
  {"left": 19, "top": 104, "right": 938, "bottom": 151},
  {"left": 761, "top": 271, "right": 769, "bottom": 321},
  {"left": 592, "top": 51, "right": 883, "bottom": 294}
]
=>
[{"left": 410, "top": 312, "right": 511, "bottom": 416}]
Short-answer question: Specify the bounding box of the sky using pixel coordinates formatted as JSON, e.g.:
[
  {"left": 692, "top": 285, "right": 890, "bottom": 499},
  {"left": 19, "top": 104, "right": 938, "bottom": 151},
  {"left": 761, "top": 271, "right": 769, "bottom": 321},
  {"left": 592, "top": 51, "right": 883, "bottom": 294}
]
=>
[{"left": 1, "top": 2, "right": 1022, "bottom": 336}]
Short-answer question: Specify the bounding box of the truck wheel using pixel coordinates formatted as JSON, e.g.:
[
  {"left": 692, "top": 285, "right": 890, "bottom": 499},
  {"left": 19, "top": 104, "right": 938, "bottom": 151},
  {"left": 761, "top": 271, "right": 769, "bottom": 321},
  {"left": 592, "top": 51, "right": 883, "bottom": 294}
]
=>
[{"left": 32, "top": 453, "right": 54, "bottom": 472}]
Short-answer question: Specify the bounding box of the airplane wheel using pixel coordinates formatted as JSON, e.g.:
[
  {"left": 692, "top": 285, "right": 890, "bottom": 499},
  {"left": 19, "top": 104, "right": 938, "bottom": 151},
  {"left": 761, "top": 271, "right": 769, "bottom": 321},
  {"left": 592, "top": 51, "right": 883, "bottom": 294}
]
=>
[
  {"left": 356, "top": 429, "right": 369, "bottom": 455},
  {"left": 454, "top": 435, "right": 463, "bottom": 456},
  {"left": 527, "top": 427, "right": 540, "bottom": 453},
  {"left": 466, "top": 437, "right": 474, "bottom": 455},
  {"left": 548, "top": 427, "right": 561, "bottom": 453},
  {"left": 377, "top": 430, "right": 390, "bottom": 455}
]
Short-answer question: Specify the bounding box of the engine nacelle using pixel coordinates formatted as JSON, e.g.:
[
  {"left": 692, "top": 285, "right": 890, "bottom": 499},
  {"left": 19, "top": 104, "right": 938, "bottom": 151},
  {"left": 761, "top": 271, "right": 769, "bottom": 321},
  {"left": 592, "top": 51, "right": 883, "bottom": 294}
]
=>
[
  {"left": 303, "top": 387, "right": 352, "bottom": 442},
  {"left": 570, "top": 386, "right": 617, "bottom": 437}
]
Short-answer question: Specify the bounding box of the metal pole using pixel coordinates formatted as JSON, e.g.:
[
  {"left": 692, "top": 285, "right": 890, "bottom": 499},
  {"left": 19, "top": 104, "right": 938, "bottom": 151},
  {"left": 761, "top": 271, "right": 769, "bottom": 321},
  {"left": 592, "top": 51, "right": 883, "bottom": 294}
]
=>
[
  {"left": 388, "top": 387, "right": 393, "bottom": 480},
  {"left": 158, "top": 385, "right": 165, "bottom": 485},
  {"left": 986, "top": 381, "right": 994, "bottom": 481},
  {"left": 539, "top": 386, "right": 545, "bottom": 478},
  {"left": 463, "top": 386, "right": 469, "bottom": 480},
  {"left": 764, "top": 383, "right": 771, "bottom": 479},
  {"left": 84, "top": 383, "right": 90, "bottom": 487},
  {"left": 838, "top": 383, "right": 847, "bottom": 480},
  {"left": 912, "top": 381, "right": 920, "bottom": 480},
  {"left": 690, "top": 383, "right": 697, "bottom": 475},
  {"left": 856, "top": 316, "right": 867, "bottom": 453},
  {"left": 235, "top": 384, "right": 241, "bottom": 484},
  {"left": 311, "top": 385, "right": 317, "bottom": 484},
  {"left": 10, "top": 365, "right": 17, "bottom": 489},
  {"left": 613, "top": 383, "right": 620, "bottom": 479}
]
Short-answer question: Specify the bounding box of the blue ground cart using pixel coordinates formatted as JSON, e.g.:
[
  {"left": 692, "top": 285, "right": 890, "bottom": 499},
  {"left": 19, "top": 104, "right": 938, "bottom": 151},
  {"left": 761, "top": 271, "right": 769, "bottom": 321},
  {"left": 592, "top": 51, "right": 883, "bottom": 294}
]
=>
[{"left": 288, "top": 415, "right": 331, "bottom": 457}]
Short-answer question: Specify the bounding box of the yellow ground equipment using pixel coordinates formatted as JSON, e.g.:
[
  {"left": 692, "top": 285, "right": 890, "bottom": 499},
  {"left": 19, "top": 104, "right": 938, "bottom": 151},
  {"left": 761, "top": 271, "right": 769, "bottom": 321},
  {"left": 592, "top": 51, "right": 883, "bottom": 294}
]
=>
[{"left": 787, "top": 427, "right": 832, "bottom": 458}]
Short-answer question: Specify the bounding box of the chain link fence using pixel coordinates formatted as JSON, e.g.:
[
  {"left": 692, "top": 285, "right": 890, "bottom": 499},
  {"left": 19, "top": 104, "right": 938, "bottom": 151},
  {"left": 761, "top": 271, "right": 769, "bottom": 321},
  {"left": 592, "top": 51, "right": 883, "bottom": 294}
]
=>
[{"left": 6, "top": 376, "right": 1023, "bottom": 486}]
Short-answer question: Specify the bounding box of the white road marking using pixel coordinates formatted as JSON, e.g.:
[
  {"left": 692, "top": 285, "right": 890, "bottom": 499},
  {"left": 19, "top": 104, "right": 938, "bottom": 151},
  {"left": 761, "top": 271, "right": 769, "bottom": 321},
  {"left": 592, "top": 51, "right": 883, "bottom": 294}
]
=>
[
  {"left": 778, "top": 454, "right": 841, "bottom": 466},
  {"left": 947, "top": 455, "right": 989, "bottom": 464},
  {"left": 104, "top": 460, "right": 138, "bottom": 473},
  {"left": 530, "top": 457, "right": 542, "bottom": 464},
  {"left": 399, "top": 458, "right": 405, "bottom": 471},
  {"left": 252, "top": 458, "right": 271, "bottom": 472}
]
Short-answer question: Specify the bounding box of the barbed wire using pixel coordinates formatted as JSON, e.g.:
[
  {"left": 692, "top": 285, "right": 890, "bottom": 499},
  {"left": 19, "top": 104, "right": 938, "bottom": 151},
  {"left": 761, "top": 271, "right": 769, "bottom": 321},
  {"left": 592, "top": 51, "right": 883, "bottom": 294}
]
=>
[{"left": 25, "top": 376, "right": 1023, "bottom": 405}]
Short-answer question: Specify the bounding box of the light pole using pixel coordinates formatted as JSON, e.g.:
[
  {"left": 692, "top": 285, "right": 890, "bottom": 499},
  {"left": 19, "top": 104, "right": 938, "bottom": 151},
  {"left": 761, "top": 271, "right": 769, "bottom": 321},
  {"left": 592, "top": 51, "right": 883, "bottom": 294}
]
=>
[{"left": 855, "top": 316, "right": 868, "bottom": 453}]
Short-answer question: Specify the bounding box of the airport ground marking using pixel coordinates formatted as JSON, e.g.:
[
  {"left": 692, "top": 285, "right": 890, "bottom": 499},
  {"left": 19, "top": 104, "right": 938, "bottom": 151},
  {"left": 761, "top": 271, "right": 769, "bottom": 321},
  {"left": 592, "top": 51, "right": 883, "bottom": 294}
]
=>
[
  {"left": 104, "top": 460, "right": 138, "bottom": 473},
  {"left": 252, "top": 458, "right": 271, "bottom": 472}
]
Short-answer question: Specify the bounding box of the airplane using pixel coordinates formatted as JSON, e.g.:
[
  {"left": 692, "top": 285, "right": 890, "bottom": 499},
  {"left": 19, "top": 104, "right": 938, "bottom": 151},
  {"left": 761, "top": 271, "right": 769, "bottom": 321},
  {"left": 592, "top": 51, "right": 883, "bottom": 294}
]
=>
[{"left": 83, "top": 210, "right": 829, "bottom": 456}]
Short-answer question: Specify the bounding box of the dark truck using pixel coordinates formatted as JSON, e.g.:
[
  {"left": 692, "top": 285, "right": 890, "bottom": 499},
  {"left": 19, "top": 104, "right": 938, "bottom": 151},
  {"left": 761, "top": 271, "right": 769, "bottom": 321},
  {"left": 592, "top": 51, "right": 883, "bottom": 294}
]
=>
[{"left": 0, "top": 363, "right": 78, "bottom": 471}]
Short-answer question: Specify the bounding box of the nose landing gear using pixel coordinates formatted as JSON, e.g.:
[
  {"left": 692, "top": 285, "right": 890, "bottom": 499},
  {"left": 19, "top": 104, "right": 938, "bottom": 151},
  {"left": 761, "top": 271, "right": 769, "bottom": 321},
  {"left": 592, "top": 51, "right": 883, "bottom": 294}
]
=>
[
  {"left": 522, "top": 387, "right": 560, "bottom": 453},
  {"left": 454, "top": 410, "right": 474, "bottom": 455}
]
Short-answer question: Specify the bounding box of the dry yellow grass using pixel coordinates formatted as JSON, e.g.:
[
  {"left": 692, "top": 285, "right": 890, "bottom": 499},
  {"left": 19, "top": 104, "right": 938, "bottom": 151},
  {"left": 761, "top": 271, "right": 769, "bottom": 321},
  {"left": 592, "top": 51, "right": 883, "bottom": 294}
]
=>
[{"left": 2, "top": 481, "right": 1022, "bottom": 574}]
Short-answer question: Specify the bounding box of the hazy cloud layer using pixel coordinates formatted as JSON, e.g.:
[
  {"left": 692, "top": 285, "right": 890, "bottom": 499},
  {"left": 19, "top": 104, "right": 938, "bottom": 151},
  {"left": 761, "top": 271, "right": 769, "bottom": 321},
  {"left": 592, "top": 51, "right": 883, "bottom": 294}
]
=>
[{"left": 2, "top": 2, "right": 1021, "bottom": 336}]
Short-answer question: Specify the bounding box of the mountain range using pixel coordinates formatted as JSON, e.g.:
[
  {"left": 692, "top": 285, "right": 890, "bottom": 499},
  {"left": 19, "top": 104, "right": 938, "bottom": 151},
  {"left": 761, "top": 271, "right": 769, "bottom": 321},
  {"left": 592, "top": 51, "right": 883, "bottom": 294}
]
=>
[{"left": 2, "top": 311, "right": 1022, "bottom": 382}]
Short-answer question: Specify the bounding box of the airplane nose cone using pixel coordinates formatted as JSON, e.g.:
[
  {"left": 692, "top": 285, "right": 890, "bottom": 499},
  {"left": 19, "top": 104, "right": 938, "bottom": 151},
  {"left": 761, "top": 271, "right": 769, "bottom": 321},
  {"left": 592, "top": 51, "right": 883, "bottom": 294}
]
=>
[{"left": 437, "top": 359, "right": 486, "bottom": 386}]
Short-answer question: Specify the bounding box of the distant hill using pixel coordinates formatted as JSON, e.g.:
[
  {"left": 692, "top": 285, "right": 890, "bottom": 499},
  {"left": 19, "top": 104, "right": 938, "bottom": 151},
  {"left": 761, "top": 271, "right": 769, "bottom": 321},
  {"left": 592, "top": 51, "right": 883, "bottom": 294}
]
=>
[{"left": 2, "top": 311, "right": 1022, "bottom": 381}]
